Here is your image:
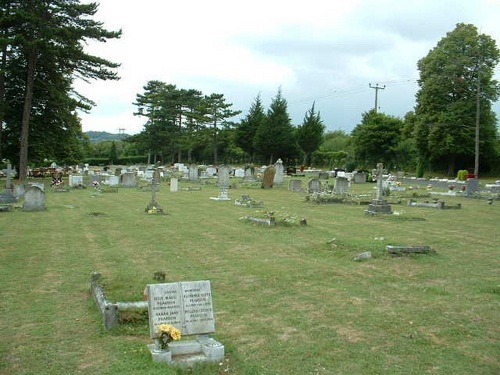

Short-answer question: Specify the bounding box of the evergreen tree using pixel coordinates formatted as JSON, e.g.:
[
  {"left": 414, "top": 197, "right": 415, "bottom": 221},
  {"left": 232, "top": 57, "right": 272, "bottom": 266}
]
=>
[
  {"left": 254, "top": 88, "right": 297, "bottom": 164},
  {"left": 197, "top": 93, "right": 240, "bottom": 165},
  {"left": 296, "top": 102, "right": 325, "bottom": 165},
  {"left": 1, "top": 0, "right": 121, "bottom": 180},
  {"left": 234, "top": 94, "right": 266, "bottom": 163}
]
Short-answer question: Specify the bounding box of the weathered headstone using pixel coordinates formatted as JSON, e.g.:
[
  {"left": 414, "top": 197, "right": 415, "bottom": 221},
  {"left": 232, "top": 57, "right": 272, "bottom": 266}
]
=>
[
  {"left": 308, "top": 178, "right": 322, "bottom": 193},
  {"left": 121, "top": 172, "right": 137, "bottom": 187},
  {"left": 69, "top": 175, "right": 84, "bottom": 187},
  {"left": 170, "top": 177, "right": 178, "bottom": 192},
  {"left": 273, "top": 158, "right": 284, "bottom": 185},
  {"left": 217, "top": 166, "right": 230, "bottom": 188},
  {"left": 188, "top": 164, "right": 199, "bottom": 182},
  {"left": 0, "top": 164, "right": 17, "bottom": 203},
  {"left": 146, "top": 280, "right": 224, "bottom": 366},
  {"left": 261, "top": 166, "right": 276, "bottom": 189},
  {"left": 353, "top": 171, "right": 367, "bottom": 184},
  {"left": 333, "top": 176, "right": 349, "bottom": 194},
  {"left": 288, "top": 179, "right": 302, "bottom": 192},
  {"left": 22, "top": 185, "right": 46, "bottom": 211},
  {"left": 243, "top": 166, "right": 256, "bottom": 181},
  {"left": 234, "top": 168, "right": 244, "bottom": 178},
  {"left": 465, "top": 178, "right": 479, "bottom": 197}
]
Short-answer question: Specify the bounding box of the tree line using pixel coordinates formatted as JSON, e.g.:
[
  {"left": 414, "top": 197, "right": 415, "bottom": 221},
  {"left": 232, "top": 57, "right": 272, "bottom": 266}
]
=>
[{"left": 0, "top": 0, "right": 498, "bottom": 180}]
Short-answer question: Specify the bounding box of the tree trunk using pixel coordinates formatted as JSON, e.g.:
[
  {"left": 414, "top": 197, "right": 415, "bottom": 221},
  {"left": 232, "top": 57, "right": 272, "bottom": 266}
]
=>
[
  {"left": 19, "top": 46, "right": 37, "bottom": 183},
  {"left": 447, "top": 154, "right": 456, "bottom": 177},
  {"left": 302, "top": 152, "right": 308, "bottom": 166},
  {"left": 213, "top": 121, "right": 218, "bottom": 165}
]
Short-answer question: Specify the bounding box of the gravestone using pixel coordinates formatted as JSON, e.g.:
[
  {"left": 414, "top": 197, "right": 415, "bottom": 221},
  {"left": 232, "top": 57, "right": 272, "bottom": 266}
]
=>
[
  {"left": 145, "top": 169, "right": 165, "bottom": 214},
  {"left": 121, "top": 172, "right": 137, "bottom": 187},
  {"left": 206, "top": 166, "right": 217, "bottom": 177},
  {"left": 211, "top": 166, "right": 231, "bottom": 201},
  {"left": 273, "top": 158, "right": 284, "bottom": 185},
  {"left": 146, "top": 280, "right": 224, "bottom": 366},
  {"left": 243, "top": 166, "right": 256, "bottom": 181},
  {"left": 170, "top": 177, "right": 178, "bottom": 192},
  {"left": 308, "top": 178, "right": 322, "bottom": 193},
  {"left": 28, "top": 182, "right": 45, "bottom": 191},
  {"left": 353, "top": 171, "right": 367, "bottom": 184},
  {"left": 4, "top": 163, "right": 15, "bottom": 189},
  {"left": 188, "top": 164, "right": 199, "bottom": 182},
  {"left": 22, "top": 185, "right": 46, "bottom": 211},
  {"left": 103, "top": 175, "right": 120, "bottom": 186},
  {"left": 366, "top": 163, "right": 392, "bottom": 214},
  {"left": 333, "top": 177, "right": 349, "bottom": 194},
  {"left": 13, "top": 184, "right": 26, "bottom": 199},
  {"left": 217, "top": 166, "right": 230, "bottom": 188},
  {"left": 465, "top": 178, "right": 479, "bottom": 197},
  {"left": 261, "top": 166, "right": 276, "bottom": 189},
  {"left": 0, "top": 163, "right": 17, "bottom": 203},
  {"left": 288, "top": 179, "right": 302, "bottom": 192},
  {"left": 234, "top": 168, "right": 244, "bottom": 178},
  {"left": 69, "top": 175, "right": 84, "bottom": 187}
]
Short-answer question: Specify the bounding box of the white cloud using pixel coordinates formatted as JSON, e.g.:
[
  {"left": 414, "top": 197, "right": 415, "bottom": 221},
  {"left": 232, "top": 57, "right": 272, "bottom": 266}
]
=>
[{"left": 77, "top": 0, "right": 500, "bottom": 135}]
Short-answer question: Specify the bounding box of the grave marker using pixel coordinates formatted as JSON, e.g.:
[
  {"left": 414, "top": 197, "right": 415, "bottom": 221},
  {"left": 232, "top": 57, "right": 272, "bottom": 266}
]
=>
[
  {"left": 22, "top": 185, "right": 46, "bottom": 211},
  {"left": 146, "top": 280, "right": 224, "bottom": 366},
  {"left": 261, "top": 166, "right": 276, "bottom": 188}
]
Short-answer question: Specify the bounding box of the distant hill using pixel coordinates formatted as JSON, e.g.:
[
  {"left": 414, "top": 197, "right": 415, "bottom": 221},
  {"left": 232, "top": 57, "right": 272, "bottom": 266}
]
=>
[{"left": 85, "top": 131, "right": 131, "bottom": 143}]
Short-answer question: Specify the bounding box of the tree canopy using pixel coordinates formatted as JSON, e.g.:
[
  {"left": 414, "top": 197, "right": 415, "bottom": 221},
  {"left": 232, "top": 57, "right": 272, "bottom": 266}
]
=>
[
  {"left": 415, "top": 23, "right": 500, "bottom": 176},
  {"left": 0, "top": 0, "right": 121, "bottom": 180}
]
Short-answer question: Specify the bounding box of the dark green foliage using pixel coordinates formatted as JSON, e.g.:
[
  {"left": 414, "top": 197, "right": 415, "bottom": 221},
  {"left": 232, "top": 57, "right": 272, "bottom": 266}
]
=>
[
  {"left": 415, "top": 23, "right": 500, "bottom": 176},
  {"left": 0, "top": 0, "right": 121, "bottom": 178},
  {"left": 296, "top": 102, "right": 325, "bottom": 165},
  {"left": 351, "top": 109, "right": 403, "bottom": 169},
  {"left": 234, "top": 94, "right": 266, "bottom": 163},
  {"left": 253, "top": 88, "right": 298, "bottom": 164}
]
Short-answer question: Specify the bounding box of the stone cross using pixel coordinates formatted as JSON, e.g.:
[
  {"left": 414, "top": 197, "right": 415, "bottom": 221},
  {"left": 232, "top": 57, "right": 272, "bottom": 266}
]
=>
[
  {"left": 151, "top": 169, "right": 160, "bottom": 204},
  {"left": 5, "top": 163, "right": 14, "bottom": 189},
  {"left": 375, "top": 163, "right": 384, "bottom": 201}
]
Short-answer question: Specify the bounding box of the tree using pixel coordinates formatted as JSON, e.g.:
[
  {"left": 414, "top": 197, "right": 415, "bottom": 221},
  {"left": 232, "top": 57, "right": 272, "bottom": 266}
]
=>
[
  {"left": 254, "top": 88, "right": 297, "bottom": 164},
  {"left": 1, "top": 0, "right": 121, "bottom": 181},
  {"left": 415, "top": 23, "right": 500, "bottom": 176},
  {"left": 197, "top": 93, "right": 240, "bottom": 165},
  {"left": 234, "top": 94, "right": 266, "bottom": 163},
  {"left": 351, "top": 109, "right": 403, "bottom": 169},
  {"left": 296, "top": 102, "right": 325, "bottom": 165}
]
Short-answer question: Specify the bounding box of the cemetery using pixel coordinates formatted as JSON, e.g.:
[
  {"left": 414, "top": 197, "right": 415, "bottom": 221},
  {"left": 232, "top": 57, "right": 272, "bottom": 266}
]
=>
[{"left": 1, "top": 164, "right": 499, "bottom": 374}]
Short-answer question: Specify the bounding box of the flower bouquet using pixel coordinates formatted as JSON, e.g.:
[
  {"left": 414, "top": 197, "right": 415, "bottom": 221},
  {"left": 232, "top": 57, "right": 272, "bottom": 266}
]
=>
[{"left": 156, "top": 323, "right": 181, "bottom": 349}]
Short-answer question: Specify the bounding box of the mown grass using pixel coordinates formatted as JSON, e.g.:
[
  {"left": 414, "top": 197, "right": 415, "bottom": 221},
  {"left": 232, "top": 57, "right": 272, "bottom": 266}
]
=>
[{"left": 0, "top": 177, "right": 499, "bottom": 375}]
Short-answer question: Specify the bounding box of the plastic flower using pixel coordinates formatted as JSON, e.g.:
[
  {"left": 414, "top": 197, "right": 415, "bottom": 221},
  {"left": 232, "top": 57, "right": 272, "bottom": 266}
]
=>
[{"left": 156, "top": 323, "right": 181, "bottom": 349}]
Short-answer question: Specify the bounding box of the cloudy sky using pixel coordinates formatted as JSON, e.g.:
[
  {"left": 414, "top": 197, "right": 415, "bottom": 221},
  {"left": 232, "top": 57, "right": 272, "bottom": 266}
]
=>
[{"left": 76, "top": 0, "right": 500, "bottom": 135}]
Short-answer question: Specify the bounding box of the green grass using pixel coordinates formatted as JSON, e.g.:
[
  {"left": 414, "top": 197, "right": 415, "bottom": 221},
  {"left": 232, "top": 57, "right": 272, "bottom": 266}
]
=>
[{"left": 1, "top": 177, "right": 499, "bottom": 374}]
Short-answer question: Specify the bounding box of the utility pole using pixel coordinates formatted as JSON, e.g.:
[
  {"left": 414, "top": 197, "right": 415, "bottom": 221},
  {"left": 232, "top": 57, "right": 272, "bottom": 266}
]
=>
[
  {"left": 474, "top": 61, "right": 481, "bottom": 178},
  {"left": 369, "top": 83, "right": 385, "bottom": 112}
]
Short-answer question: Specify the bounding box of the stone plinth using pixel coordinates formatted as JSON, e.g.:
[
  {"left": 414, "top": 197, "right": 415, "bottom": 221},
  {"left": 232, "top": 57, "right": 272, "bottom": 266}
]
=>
[{"left": 365, "top": 199, "right": 392, "bottom": 215}]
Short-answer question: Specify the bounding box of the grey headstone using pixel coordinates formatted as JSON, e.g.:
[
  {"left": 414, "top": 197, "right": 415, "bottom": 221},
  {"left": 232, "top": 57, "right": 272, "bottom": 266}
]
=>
[
  {"left": 273, "top": 158, "right": 284, "bottom": 185},
  {"left": 22, "top": 186, "right": 46, "bottom": 211},
  {"left": 121, "top": 172, "right": 137, "bottom": 187},
  {"left": 288, "top": 179, "right": 302, "bottom": 192},
  {"left": 170, "top": 177, "right": 178, "bottom": 192},
  {"left": 217, "top": 166, "right": 230, "bottom": 188},
  {"left": 333, "top": 177, "right": 349, "bottom": 194},
  {"left": 147, "top": 280, "right": 215, "bottom": 337},
  {"left": 308, "top": 178, "right": 322, "bottom": 193}
]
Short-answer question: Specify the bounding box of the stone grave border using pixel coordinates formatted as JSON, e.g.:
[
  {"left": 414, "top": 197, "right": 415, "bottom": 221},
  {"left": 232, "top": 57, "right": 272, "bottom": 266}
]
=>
[{"left": 90, "top": 272, "right": 147, "bottom": 330}]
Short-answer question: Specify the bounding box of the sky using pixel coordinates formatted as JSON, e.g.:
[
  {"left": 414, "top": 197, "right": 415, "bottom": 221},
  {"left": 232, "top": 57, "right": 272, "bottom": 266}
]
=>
[{"left": 75, "top": 0, "right": 500, "bottom": 136}]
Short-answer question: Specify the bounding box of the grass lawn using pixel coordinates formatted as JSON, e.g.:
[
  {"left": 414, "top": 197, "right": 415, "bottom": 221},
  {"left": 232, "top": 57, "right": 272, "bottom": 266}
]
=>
[{"left": 0, "top": 176, "right": 499, "bottom": 375}]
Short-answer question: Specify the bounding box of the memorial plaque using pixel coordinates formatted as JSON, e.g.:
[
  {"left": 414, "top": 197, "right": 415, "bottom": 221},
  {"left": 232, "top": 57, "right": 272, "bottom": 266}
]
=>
[{"left": 147, "top": 280, "right": 215, "bottom": 338}]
